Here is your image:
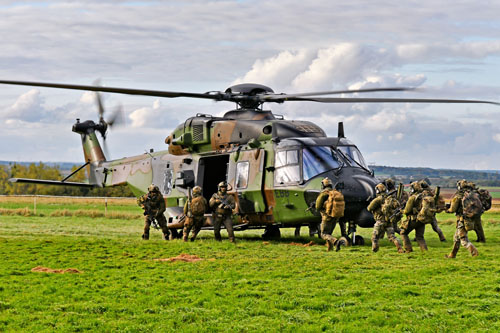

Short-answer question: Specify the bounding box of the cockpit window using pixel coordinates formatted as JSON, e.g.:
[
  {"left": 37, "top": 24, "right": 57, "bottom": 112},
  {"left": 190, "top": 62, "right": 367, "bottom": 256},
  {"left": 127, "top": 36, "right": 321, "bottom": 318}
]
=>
[
  {"left": 338, "top": 146, "right": 369, "bottom": 170},
  {"left": 302, "top": 146, "right": 341, "bottom": 181}
]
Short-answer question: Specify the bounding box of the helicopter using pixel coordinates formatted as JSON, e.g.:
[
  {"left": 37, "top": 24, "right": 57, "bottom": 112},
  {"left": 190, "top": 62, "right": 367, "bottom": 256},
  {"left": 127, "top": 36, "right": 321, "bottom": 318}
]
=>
[{"left": 2, "top": 79, "right": 499, "bottom": 243}]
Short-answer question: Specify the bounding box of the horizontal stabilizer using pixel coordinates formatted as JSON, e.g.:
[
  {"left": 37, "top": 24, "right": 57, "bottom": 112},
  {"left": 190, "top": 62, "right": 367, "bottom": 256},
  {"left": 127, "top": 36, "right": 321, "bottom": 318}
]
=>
[{"left": 9, "top": 178, "right": 97, "bottom": 188}]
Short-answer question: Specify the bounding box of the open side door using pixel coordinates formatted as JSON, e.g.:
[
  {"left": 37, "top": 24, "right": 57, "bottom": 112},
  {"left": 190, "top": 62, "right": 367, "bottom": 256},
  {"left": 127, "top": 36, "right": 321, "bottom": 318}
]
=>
[{"left": 228, "top": 148, "right": 267, "bottom": 214}]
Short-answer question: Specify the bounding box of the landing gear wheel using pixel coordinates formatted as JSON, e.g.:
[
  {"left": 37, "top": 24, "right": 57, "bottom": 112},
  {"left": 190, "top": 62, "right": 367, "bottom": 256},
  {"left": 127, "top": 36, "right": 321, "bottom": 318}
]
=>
[
  {"left": 262, "top": 225, "right": 281, "bottom": 240},
  {"left": 353, "top": 235, "right": 365, "bottom": 246}
]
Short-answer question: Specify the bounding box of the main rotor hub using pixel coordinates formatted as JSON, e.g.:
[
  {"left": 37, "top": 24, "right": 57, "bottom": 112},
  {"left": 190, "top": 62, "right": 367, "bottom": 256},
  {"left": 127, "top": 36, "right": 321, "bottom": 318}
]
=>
[{"left": 225, "top": 83, "right": 274, "bottom": 109}]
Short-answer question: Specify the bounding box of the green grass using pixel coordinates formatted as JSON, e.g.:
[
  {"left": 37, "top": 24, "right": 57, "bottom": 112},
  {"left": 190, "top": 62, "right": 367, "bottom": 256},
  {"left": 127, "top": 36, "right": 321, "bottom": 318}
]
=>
[{"left": 1, "top": 213, "right": 500, "bottom": 332}]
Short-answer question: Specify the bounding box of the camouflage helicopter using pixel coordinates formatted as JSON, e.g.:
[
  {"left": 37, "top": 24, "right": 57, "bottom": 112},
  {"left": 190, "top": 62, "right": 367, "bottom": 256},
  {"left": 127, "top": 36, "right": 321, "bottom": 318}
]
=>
[{"left": 2, "top": 79, "right": 499, "bottom": 243}]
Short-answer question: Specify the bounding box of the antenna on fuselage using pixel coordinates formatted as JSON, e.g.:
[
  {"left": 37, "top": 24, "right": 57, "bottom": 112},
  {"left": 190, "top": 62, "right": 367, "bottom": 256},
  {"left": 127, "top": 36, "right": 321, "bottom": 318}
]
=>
[{"left": 338, "top": 122, "right": 345, "bottom": 138}]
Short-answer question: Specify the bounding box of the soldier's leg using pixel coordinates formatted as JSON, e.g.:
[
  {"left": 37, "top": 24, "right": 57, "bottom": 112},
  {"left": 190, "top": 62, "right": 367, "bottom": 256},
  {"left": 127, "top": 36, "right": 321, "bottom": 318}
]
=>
[
  {"left": 445, "top": 228, "right": 461, "bottom": 258},
  {"left": 189, "top": 217, "right": 203, "bottom": 241},
  {"left": 371, "top": 220, "right": 384, "bottom": 252},
  {"left": 459, "top": 220, "right": 478, "bottom": 256},
  {"left": 415, "top": 222, "right": 428, "bottom": 251},
  {"left": 430, "top": 217, "right": 446, "bottom": 242},
  {"left": 182, "top": 217, "right": 193, "bottom": 242},
  {"left": 223, "top": 216, "right": 235, "bottom": 243},
  {"left": 320, "top": 216, "right": 337, "bottom": 251},
  {"left": 213, "top": 216, "right": 222, "bottom": 241},
  {"left": 400, "top": 220, "right": 415, "bottom": 252},
  {"left": 142, "top": 216, "right": 152, "bottom": 240},
  {"left": 386, "top": 225, "right": 404, "bottom": 253},
  {"left": 474, "top": 217, "right": 486, "bottom": 243},
  {"left": 156, "top": 214, "right": 170, "bottom": 241}
]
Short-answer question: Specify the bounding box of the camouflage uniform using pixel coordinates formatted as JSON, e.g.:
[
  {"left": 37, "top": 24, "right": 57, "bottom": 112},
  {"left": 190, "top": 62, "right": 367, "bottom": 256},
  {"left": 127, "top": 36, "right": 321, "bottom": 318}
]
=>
[
  {"left": 183, "top": 186, "right": 208, "bottom": 242},
  {"left": 400, "top": 182, "right": 428, "bottom": 252},
  {"left": 315, "top": 178, "right": 347, "bottom": 251},
  {"left": 445, "top": 181, "right": 479, "bottom": 258},
  {"left": 368, "top": 183, "right": 403, "bottom": 253},
  {"left": 384, "top": 178, "right": 408, "bottom": 234},
  {"left": 419, "top": 181, "right": 446, "bottom": 242},
  {"left": 209, "top": 182, "right": 236, "bottom": 242},
  {"left": 137, "top": 185, "right": 170, "bottom": 240}
]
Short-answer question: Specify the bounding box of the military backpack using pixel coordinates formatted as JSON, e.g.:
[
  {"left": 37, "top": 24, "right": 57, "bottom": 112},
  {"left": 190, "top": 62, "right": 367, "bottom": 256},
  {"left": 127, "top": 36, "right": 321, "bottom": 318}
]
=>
[
  {"left": 324, "top": 190, "right": 345, "bottom": 218},
  {"left": 416, "top": 194, "right": 437, "bottom": 224},
  {"left": 478, "top": 189, "right": 492, "bottom": 211},
  {"left": 462, "top": 190, "right": 483, "bottom": 218},
  {"left": 191, "top": 196, "right": 206, "bottom": 216},
  {"left": 381, "top": 195, "right": 400, "bottom": 223}
]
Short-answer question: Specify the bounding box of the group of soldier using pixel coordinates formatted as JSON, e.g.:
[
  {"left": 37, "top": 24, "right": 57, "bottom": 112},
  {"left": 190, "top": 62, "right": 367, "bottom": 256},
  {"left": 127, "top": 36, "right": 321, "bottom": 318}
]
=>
[
  {"left": 137, "top": 175, "right": 491, "bottom": 258},
  {"left": 137, "top": 181, "right": 235, "bottom": 243},
  {"left": 365, "top": 178, "right": 490, "bottom": 258}
]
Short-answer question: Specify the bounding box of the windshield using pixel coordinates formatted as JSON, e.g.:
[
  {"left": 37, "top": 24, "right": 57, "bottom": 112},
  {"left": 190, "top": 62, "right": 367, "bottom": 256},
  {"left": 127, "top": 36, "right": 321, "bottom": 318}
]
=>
[
  {"left": 338, "top": 146, "right": 369, "bottom": 170},
  {"left": 302, "top": 146, "right": 341, "bottom": 181}
]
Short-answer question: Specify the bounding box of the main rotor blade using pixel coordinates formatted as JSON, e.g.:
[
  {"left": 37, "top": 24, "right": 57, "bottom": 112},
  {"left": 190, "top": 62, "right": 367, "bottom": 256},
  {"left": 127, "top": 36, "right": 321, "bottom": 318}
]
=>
[
  {"left": 264, "top": 87, "right": 416, "bottom": 99},
  {"left": 278, "top": 96, "right": 500, "bottom": 106},
  {"left": 0, "top": 80, "right": 223, "bottom": 101}
]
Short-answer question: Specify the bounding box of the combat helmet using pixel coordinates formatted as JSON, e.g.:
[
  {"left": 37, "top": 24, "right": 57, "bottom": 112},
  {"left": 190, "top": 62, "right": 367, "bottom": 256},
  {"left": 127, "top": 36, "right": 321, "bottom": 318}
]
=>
[
  {"left": 321, "top": 177, "right": 333, "bottom": 189},
  {"left": 375, "top": 183, "right": 387, "bottom": 195},
  {"left": 148, "top": 184, "right": 160, "bottom": 192},
  {"left": 419, "top": 179, "right": 430, "bottom": 189},
  {"left": 410, "top": 181, "right": 422, "bottom": 194},
  {"left": 456, "top": 179, "right": 467, "bottom": 191},
  {"left": 218, "top": 181, "right": 228, "bottom": 191},
  {"left": 192, "top": 186, "right": 202, "bottom": 196},
  {"left": 384, "top": 178, "right": 396, "bottom": 191}
]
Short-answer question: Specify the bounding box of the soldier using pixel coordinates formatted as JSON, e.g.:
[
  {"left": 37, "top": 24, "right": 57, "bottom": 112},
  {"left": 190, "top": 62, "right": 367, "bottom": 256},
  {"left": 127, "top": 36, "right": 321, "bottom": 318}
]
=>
[
  {"left": 368, "top": 183, "right": 404, "bottom": 253},
  {"left": 383, "top": 178, "right": 408, "bottom": 234},
  {"left": 418, "top": 180, "right": 446, "bottom": 242},
  {"left": 183, "top": 186, "right": 208, "bottom": 242},
  {"left": 209, "top": 181, "right": 236, "bottom": 242},
  {"left": 315, "top": 177, "right": 347, "bottom": 251},
  {"left": 400, "top": 181, "right": 428, "bottom": 252},
  {"left": 137, "top": 184, "right": 170, "bottom": 240},
  {"left": 470, "top": 182, "right": 491, "bottom": 243},
  {"left": 445, "top": 180, "right": 480, "bottom": 258}
]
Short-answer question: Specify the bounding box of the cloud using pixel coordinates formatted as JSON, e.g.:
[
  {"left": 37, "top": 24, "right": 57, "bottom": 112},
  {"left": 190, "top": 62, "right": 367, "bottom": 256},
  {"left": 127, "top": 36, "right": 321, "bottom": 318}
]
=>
[{"left": 3, "top": 89, "right": 45, "bottom": 121}]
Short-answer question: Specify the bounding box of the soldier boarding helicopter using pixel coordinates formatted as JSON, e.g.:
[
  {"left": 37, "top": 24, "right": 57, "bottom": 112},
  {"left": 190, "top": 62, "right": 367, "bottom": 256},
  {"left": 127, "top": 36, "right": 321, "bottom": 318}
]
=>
[{"left": 1, "top": 79, "right": 499, "bottom": 243}]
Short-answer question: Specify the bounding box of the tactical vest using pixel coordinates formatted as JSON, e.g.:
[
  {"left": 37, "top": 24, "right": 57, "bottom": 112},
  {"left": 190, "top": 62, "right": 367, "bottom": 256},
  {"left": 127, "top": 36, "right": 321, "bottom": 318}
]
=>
[
  {"left": 191, "top": 196, "right": 206, "bottom": 216},
  {"left": 462, "top": 190, "right": 483, "bottom": 218}
]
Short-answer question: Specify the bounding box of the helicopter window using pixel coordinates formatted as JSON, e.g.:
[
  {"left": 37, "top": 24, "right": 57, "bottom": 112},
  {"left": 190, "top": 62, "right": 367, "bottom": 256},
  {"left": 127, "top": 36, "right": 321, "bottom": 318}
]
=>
[
  {"left": 163, "top": 169, "right": 174, "bottom": 194},
  {"left": 274, "top": 149, "right": 301, "bottom": 184},
  {"left": 236, "top": 161, "right": 249, "bottom": 189},
  {"left": 338, "top": 146, "right": 369, "bottom": 169},
  {"left": 302, "top": 146, "right": 341, "bottom": 181},
  {"left": 275, "top": 165, "right": 301, "bottom": 184}
]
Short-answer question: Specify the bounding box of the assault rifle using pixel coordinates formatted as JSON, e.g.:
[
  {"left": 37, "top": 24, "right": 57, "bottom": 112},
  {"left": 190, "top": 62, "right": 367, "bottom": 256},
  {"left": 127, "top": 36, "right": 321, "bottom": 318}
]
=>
[
  {"left": 217, "top": 193, "right": 234, "bottom": 211},
  {"left": 434, "top": 186, "right": 441, "bottom": 206},
  {"left": 142, "top": 198, "right": 160, "bottom": 229}
]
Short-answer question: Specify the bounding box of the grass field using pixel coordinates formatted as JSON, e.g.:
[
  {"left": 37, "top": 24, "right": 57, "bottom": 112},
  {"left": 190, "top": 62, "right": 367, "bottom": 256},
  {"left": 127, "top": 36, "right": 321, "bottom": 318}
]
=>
[{"left": 1, "top": 198, "right": 500, "bottom": 332}]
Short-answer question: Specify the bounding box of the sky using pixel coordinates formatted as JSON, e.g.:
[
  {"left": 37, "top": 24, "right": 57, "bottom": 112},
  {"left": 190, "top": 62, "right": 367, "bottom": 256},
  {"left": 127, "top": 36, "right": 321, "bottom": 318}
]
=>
[{"left": 1, "top": 0, "right": 500, "bottom": 170}]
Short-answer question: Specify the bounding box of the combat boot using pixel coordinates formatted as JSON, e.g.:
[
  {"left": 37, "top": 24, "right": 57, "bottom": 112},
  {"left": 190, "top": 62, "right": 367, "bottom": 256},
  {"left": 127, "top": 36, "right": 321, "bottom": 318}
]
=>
[
  {"left": 142, "top": 233, "right": 149, "bottom": 240},
  {"left": 445, "top": 241, "right": 460, "bottom": 259},
  {"left": 326, "top": 239, "right": 334, "bottom": 252},
  {"left": 467, "top": 244, "right": 479, "bottom": 257},
  {"left": 336, "top": 237, "right": 347, "bottom": 252},
  {"left": 229, "top": 237, "right": 236, "bottom": 243},
  {"left": 394, "top": 240, "right": 404, "bottom": 253},
  {"left": 371, "top": 240, "right": 379, "bottom": 253},
  {"left": 162, "top": 233, "right": 170, "bottom": 241},
  {"left": 183, "top": 234, "right": 189, "bottom": 242}
]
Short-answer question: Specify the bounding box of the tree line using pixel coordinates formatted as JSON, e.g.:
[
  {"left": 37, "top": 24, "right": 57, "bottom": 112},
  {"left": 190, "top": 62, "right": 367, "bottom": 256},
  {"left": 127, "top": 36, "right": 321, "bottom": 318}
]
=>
[{"left": 0, "top": 163, "right": 134, "bottom": 197}]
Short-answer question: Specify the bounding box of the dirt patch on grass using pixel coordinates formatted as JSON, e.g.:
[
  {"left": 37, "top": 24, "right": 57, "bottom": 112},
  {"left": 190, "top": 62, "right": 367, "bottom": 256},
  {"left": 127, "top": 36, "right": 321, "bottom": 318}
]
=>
[
  {"left": 31, "top": 266, "right": 82, "bottom": 274},
  {"left": 289, "top": 241, "right": 318, "bottom": 247},
  {"left": 154, "top": 253, "right": 213, "bottom": 263}
]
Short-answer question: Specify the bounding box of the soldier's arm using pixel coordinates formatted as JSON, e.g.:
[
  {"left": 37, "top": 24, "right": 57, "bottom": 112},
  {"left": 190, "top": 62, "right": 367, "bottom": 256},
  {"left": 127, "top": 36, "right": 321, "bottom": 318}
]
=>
[
  {"left": 209, "top": 194, "right": 218, "bottom": 209},
  {"left": 315, "top": 192, "right": 327, "bottom": 211},
  {"left": 447, "top": 195, "right": 461, "bottom": 214},
  {"left": 403, "top": 196, "right": 415, "bottom": 215},
  {"left": 367, "top": 196, "right": 382, "bottom": 213},
  {"left": 183, "top": 201, "right": 189, "bottom": 215}
]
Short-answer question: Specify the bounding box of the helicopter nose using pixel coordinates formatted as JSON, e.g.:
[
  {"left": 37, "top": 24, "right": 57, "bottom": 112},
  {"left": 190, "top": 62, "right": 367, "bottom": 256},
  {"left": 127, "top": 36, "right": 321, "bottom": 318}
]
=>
[{"left": 341, "top": 173, "right": 377, "bottom": 228}]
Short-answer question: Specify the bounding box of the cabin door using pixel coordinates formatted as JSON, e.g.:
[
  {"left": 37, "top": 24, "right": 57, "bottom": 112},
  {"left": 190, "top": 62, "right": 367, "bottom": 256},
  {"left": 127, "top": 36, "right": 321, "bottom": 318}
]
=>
[{"left": 228, "top": 148, "right": 267, "bottom": 214}]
